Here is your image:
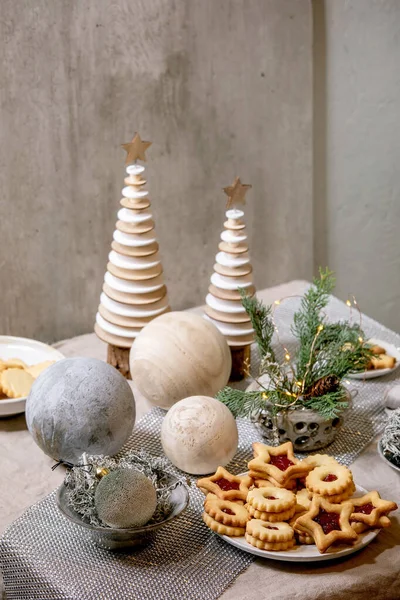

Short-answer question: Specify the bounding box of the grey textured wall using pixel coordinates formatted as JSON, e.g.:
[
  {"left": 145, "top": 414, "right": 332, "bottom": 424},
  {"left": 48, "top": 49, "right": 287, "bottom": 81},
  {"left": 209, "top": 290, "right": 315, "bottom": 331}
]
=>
[
  {"left": 314, "top": 0, "right": 400, "bottom": 332},
  {"left": 0, "top": 0, "right": 312, "bottom": 343}
]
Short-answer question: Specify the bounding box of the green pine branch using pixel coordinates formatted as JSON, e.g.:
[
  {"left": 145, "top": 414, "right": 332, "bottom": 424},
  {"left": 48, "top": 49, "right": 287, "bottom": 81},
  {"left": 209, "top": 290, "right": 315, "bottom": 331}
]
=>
[
  {"left": 214, "top": 268, "right": 372, "bottom": 422},
  {"left": 239, "top": 288, "right": 276, "bottom": 361},
  {"left": 292, "top": 268, "right": 336, "bottom": 386},
  {"left": 216, "top": 387, "right": 266, "bottom": 418},
  {"left": 303, "top": 389, "right": 349, "bottom": 420}
]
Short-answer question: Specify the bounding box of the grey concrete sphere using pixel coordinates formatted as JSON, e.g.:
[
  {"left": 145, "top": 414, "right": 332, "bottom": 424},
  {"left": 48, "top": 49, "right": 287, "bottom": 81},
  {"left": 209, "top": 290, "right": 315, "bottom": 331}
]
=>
[
  {"left": 26, "top": 357, "right": 135, "bottom": 463},
  {"left": 95, "top": 469, "right": 157, "bottom": 528}
]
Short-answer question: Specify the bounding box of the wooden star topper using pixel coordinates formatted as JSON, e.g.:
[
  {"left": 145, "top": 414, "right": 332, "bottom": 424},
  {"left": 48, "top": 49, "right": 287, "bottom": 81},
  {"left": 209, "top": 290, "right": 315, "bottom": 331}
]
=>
[
  {"left": 223, "top": 177, "right": 252, "bottom": 209},
  {"left": 121, "top": 133, "right": 152, "bottom": 164}
]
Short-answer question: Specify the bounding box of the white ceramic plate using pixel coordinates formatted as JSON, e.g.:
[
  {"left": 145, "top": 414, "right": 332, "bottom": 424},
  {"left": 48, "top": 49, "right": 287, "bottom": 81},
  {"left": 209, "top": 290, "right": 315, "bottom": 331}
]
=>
[
  {"left": 218, "top": 483, "right": 380, "bottom": 562},
  {"left": 347, "top": 338, "right": 400, "bottom": 380},
  {"left": 0, "top": 336, "right": 64, "bottom": 417},
  {"left": 377, "top": 439, "right": 400, "bottom": 474}
]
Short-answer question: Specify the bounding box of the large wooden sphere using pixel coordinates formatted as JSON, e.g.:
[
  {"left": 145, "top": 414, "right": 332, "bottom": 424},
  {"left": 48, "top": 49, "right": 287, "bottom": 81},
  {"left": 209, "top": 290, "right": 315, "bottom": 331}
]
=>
[
  {"left": 26, "top": 357, "right": 136, "bottom": 463},
  {"left": 129, "top": 312, "right": 231, "bottom": 409},
  {"left": 161, "top": 395, "right": 238, "bottom": 474}
]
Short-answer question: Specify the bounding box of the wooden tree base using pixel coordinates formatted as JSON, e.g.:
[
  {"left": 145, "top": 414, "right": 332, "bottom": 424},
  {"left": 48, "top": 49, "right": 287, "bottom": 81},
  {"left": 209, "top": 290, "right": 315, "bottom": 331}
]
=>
[
  {"left": 229, "top": 345, "right": 251, "bottom": 382},
  {"left": 107, "top": 344, "right": 131, "bottom": 379}
]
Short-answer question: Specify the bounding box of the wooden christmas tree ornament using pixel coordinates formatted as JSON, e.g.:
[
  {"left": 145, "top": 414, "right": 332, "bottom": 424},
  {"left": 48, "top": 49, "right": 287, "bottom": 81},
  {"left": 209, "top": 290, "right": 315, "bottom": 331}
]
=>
[
  {"left": 95, "top": 133, "right": 170, "bottom": 378},
  {"left": 204, "top": 177, "right": 255, "bottom": 381}
]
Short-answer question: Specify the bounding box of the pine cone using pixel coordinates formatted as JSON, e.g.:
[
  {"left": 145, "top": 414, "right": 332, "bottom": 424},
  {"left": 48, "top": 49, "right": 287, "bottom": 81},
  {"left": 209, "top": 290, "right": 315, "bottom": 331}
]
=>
[{"left": 304, "top": 375, "right": 340, "bottom": 399}]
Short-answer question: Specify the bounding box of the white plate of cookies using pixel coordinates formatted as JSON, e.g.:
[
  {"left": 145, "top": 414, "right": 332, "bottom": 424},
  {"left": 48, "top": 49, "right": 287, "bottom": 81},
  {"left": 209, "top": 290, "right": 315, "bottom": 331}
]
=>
[
  {"left": 347, "top": 338, "right": 400, "bottom": 379},
  {"left": 0, "top": 336, "right": 64, "bottom": 417},
  {"left": 197, "top": 444, "right": 397, "bottom": 562}
]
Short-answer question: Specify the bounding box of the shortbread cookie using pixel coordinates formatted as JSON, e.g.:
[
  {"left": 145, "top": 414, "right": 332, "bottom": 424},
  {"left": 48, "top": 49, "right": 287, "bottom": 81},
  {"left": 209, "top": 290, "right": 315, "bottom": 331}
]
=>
[
  {"left": 248, "top": 441, "right": 312, "bottom": 486},
  {"left": 290, "top": 512, "right": 314, "bottom": 544},
  {"left": 247, "top": 486, "right": 295, "bottom": 513},
  {"left": 351, "top": 516, "right": 391, "bottom": 534},
  {"left": 369, "top": 344, "right": 386, "bottom": 355},
  {"left": 204, "top": 493, "right": 245, "bottom": 506},
  {"left": 370, "top": 355, "right": 396, "bottom": 370},
  {"left": 244, "top": 533, "right": 295, "bottom": 551},
  {"left": 302, "top": 454, "right": 340, "bottom": 470},
  {"left": 252, "top": 475, "right": 297, "bottom": 491},
  {"left": 306, "top": 464, "right": 353, "bottom": 497},
  {"left": 202, "top": 512, "right": 245, "bottom": 537},
  {"left": 2, "top": 358, "right": 28, "bottom": 369},
  {"left": 295, "top": 488, "right": 312, "bottom": 512},
  {"left": 197, "top": 467, "right": 252, "bottom": 502},
  {"left": 316, "top": 481, "right": 355, "bottom": 504},
  {"left": 0, "top": 369, "right": 34, "bottom": 398},
  {"left": 350, "top": 491, "right": 398, "bottom": 527},
  {"left": 204, "top": 497, "right": 249, "bottom": 528},
  {"left": 246, "top": 504, "right": 296, "bottom": 522},
  {"left": 294, "top": 496, "right": 358, "bottom": 554},
  {"left": 297, "top": 532, "right": 315, "bottom": 544},
  {"left": 246, "top": 519, "right": 294, "bottom": 543},
  {"left": 25, "top": 360, "right": 55, "bottom": 379}
]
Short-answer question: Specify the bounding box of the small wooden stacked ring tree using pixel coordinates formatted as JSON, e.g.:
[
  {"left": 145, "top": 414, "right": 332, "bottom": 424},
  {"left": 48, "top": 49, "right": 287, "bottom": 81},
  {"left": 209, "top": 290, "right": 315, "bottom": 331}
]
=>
[
  {"left": 95, "top": 133, "right": 170, "bottom": 378},
  {"left": 204, "top": 177, "right": 255, "bottom": 381}
]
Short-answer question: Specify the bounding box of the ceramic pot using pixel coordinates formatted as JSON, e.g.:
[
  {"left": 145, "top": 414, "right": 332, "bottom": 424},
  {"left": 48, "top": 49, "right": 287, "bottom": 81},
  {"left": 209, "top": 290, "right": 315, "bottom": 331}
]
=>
[{"left": 247, "top": 377, "right": 354, "bottom": 452}]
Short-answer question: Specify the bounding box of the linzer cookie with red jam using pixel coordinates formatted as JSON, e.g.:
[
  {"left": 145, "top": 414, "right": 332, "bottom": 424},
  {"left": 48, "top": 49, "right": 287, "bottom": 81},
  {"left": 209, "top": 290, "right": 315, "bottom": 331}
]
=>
[
  {"left": 245, "top": 519, "right": 295, "bottom": 551},
  {"left": 306, "top": 464, "right": 354, "bottom": 501},
  {"left": 203, "top": 496, "right": 249, "bottom": 529},
  {"left": 294, "top": 496, "right": 358, "bottom": 553},
  {"left": 196, "top": 466, "right": 252, "bottom": 502},
  {"left": 245, "top": 486, "right": 296, "bottom": 522},
  {"left": 248, "top": 441, "right": 312, "bottom": 488},
  {"left": 349, "top": 491, "right": 398, "bottom": 532}
]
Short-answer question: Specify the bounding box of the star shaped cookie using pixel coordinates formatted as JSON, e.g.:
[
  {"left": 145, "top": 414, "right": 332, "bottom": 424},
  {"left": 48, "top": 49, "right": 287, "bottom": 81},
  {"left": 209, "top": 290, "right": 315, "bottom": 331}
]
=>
[
  {"left": 350, "top": 491, "right": 398, "bottom": 527},
  {"left": 248, "top": 441, "right": 312, "bottom": 486},
  {"left": 294, "top": 496, "right": 358, "bottom": 553},
  {"left": 197, "top": 466, "right": 252, "bottom": 502}
]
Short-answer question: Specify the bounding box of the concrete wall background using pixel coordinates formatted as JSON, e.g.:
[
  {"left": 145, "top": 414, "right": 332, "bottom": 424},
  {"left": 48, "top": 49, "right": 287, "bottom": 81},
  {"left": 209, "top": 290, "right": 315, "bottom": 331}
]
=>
[
  {"left": 314, "top": 0, "right": 400, "bottom": 331},
  {"left": 0, "top": 0, "right": 313, "bottom": 343}
]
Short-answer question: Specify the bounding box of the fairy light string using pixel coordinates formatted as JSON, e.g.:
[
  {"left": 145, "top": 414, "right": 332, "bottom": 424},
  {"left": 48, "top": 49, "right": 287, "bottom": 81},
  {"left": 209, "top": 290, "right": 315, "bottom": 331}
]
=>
[{"left": 255, "top": 293, "right": 363, "bottom": 411}]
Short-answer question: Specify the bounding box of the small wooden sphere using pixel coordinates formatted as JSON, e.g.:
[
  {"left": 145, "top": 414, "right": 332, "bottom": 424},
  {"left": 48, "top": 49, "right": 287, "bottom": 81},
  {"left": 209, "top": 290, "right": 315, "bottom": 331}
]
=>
[
  {"left": 129, "top": 312, "right": 231, "bottom": 409},
  {"left": 161, "top": 395, "right": 238, "bottom": 474}
]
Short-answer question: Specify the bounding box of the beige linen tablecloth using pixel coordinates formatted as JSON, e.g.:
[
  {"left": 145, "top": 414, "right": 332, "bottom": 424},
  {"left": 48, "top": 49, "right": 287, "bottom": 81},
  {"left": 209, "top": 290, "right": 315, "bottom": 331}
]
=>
[{"left": 1, "top": 280, "right": 399, "bottom": 600}]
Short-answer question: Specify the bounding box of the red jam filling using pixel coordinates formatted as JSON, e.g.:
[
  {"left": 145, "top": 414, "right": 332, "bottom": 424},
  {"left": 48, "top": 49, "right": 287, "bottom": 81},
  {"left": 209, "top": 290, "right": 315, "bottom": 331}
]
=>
[
  {"left": 222, "top": 508, "right": 235, "bottom": 515},
  {"left": 266, "top": 496, "right": 277, "bottom": 500},
  {"left": 265, "top": 526, "right": 279, "bottom": 530},
  {"left": 323, "top": 474, "right": 338, "bottom": 482},
  {"left": 269, "top": 455, "right": 294, "bottom": 471},
  {"left": 313, "top": 509, "right": 341, "bottom": 534},
  {"left": 353, "top": 503, "right": 374, "bottom": 515},
  {"left": 215, "top": 478, "right": 240, "bottom": 491}
]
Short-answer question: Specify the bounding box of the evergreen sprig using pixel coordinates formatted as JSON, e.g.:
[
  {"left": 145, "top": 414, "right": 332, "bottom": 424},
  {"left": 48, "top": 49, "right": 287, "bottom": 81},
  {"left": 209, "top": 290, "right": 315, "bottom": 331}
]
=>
[
  {"left": 240, "top": 289, "right": 275, "bottom": 361},
  {"left": 216, "top": 388, "right": 265, "bottom": 418},
  {"left": 291, "top": 267, "right": 335, "bottom": 385},
  {"left": 217, "top": 268, "right": 373, "bottom": 422}
]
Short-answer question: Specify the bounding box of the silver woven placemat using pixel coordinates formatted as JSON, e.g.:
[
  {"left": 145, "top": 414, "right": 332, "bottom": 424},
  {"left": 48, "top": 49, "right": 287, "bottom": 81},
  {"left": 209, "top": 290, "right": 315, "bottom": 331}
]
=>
[
  {"left": 1, "top": 292, "right": 399, "bottom": 599},
  {"left": 0, "top": 411, "right": 264, "bottom": 600}
]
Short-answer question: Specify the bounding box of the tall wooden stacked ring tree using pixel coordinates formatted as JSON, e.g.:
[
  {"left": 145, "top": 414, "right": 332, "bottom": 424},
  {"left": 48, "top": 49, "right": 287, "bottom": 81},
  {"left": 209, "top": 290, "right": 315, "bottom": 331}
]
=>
[
  {"left": 204, "top": 177, "right": 255, "bottom": 381},
  {"left": 95, "top": 133, "right": 170, "bottom": 378}
]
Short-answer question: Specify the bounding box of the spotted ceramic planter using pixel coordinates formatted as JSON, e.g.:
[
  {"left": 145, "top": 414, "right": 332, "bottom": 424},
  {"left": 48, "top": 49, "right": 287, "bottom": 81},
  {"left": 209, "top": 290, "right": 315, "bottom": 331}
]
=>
[{"left": 247, "top": 378, "right": 353, "bottom": 452}]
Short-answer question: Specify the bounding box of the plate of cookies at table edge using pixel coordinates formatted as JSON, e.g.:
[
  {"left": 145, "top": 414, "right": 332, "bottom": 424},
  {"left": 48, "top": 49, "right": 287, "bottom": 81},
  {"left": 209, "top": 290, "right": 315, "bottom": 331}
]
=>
[
  {"left": 347, "top": 338, "right": 400, "bottom": 380},
  {"left": 0, "top": 335, "right": 64, "bottom": 417},
  {"left": 197, "top": 441, "right": 398, "bottom": 562}
]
